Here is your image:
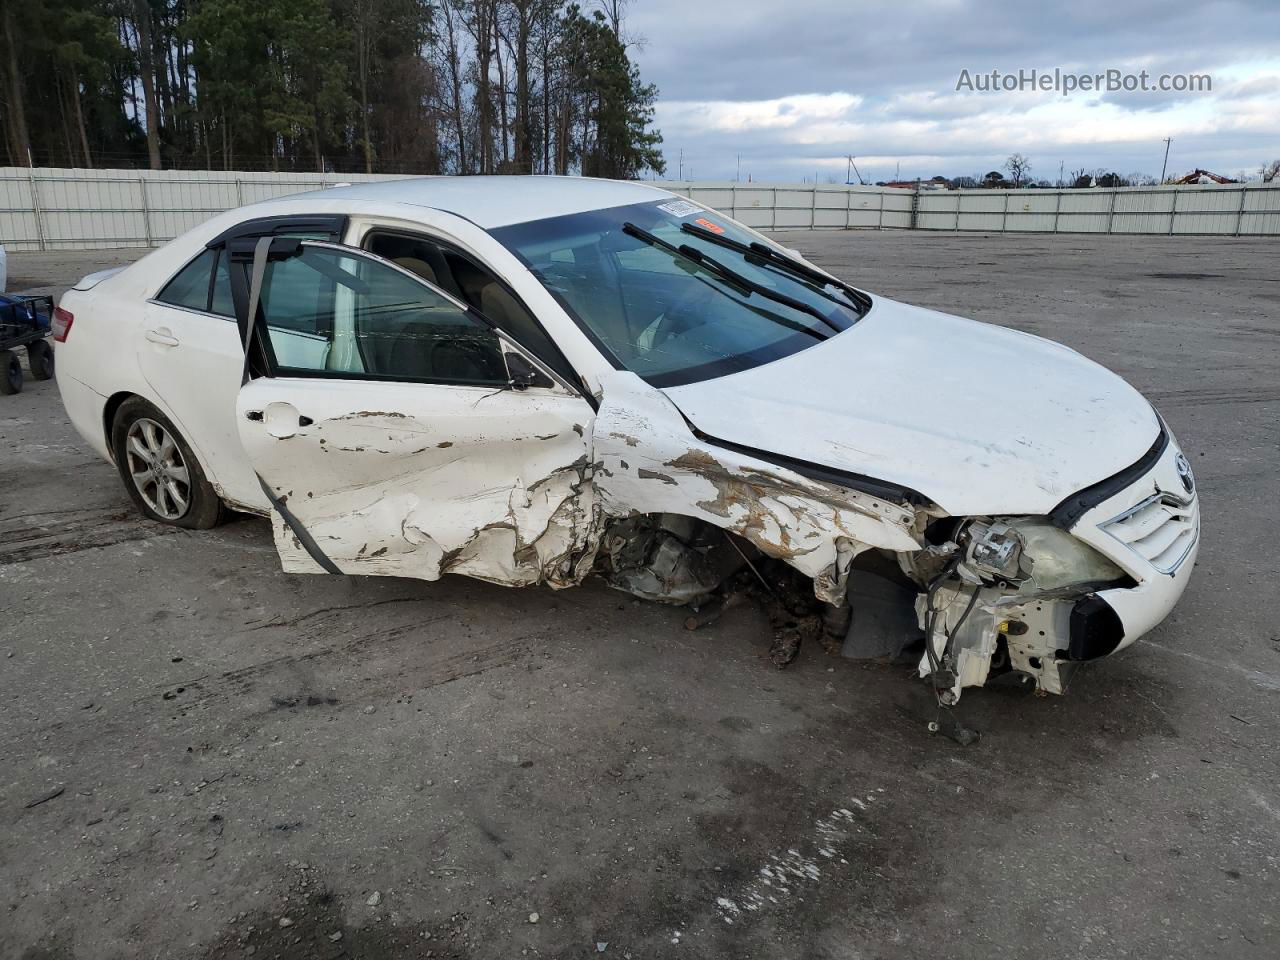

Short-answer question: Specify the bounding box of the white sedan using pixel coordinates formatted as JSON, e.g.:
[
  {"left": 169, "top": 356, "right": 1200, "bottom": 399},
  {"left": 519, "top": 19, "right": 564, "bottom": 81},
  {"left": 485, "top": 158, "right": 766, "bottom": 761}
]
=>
[{"left": 53, "top": 176, "right": 1198, "bottom": 702}]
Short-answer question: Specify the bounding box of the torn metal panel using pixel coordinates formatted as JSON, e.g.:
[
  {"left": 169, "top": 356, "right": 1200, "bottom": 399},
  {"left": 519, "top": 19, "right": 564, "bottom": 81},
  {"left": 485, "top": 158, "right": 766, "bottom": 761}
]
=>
[
  {"left": 916, "top": 583, "right": 1077, "bottom": 699},
  {"left": 237, "top": 376, "right": 599, "bottom": 589},
  {"left": 592, "top": 371, "right": 921, "bottom": 604}
]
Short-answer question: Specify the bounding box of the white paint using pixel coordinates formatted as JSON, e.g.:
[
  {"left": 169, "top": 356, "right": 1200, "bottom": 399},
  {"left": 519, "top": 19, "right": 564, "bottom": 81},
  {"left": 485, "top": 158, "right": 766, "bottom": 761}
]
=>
[
  {"left": 713, "top": 800, "right": 873, "bottom": 925},
  {"left": 664, "top": 298, "right": 1160, "bottom": 517},
  {"left": 69, "top": 266, "right": 125, "bottom": 291}
]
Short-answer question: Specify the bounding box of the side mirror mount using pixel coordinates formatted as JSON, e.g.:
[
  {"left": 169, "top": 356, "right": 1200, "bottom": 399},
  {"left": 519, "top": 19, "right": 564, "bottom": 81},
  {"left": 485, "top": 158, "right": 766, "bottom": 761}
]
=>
[{"left": 505, "top": 351, "right": 553, "bottom": 391}]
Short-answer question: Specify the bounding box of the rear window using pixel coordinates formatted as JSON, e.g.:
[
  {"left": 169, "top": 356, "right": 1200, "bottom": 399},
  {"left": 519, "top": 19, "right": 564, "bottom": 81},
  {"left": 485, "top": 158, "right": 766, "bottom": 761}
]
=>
[{"left": 157, "top": 249, "right": 215, "bottom": 312}]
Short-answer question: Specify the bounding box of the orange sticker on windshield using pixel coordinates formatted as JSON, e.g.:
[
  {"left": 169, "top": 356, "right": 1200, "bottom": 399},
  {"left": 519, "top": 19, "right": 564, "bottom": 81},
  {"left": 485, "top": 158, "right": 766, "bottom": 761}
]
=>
[{"left": 694, "top": 217, "right": 726, "bottom": 234}]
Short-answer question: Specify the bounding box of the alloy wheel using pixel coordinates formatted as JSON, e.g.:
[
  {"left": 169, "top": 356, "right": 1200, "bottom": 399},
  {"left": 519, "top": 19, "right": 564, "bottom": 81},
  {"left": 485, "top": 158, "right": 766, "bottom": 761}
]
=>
[{"left": 125, "top": 418, "right": 191, "bottom": 520}]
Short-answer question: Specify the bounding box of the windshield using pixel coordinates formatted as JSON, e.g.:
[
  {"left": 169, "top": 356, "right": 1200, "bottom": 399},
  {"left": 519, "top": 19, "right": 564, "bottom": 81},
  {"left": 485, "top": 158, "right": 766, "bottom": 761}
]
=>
[{"left": 490, "top": 199, "right": 867, "bottom": 386}]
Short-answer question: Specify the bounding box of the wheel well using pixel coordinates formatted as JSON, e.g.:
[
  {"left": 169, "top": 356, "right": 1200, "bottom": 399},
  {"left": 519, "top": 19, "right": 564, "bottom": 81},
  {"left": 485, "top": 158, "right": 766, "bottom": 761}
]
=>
[{"left": 102, "top": 391, "right": 138, "bottom": 463}]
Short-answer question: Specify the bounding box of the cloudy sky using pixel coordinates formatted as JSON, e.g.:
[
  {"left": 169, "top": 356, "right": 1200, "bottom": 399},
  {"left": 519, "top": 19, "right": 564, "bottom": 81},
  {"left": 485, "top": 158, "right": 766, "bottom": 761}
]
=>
[{"left": 625, "top": 0, "right": 1280, "bottom": 184}]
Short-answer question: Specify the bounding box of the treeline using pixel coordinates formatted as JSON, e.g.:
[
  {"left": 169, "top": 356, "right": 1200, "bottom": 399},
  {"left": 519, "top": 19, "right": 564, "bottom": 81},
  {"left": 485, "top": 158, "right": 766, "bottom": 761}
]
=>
[{"left": 0, "top": 0, "right": 665, "bottom": 177}]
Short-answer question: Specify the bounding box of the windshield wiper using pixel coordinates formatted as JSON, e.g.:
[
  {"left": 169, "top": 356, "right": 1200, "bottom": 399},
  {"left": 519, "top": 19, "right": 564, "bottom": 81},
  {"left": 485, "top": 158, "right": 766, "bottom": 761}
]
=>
[
  {"left": 621, "top": 222, "right": 841, "bottom": 336},
  {"left": 679, "top": 222, "right": 872, "bottom": 313}
]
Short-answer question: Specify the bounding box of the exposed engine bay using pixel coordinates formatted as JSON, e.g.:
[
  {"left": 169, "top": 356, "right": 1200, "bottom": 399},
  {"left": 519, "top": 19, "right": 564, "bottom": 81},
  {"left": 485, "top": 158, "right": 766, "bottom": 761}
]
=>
[{"left": 595, "top": 508, "right": 1132, "bottom": 710}]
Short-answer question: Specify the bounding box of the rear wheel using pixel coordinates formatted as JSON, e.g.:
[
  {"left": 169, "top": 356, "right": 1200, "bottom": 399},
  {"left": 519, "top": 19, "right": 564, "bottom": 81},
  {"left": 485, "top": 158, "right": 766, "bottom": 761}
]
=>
[
  {"left": 0, "top": 350, "right": 21, "bottom": 395},
  {"left": 111, "top": 397, "right": 224, "bottom": 528},
  {"left": 26, "top": 339, "right": 53, "bottom": 380}
]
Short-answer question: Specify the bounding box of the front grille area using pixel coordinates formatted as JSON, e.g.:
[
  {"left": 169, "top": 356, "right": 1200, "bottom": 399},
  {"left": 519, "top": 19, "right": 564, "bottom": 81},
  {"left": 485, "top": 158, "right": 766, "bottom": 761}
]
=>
[{"left": 1101, "top": 491, "right": 1199, "bottom": 574}]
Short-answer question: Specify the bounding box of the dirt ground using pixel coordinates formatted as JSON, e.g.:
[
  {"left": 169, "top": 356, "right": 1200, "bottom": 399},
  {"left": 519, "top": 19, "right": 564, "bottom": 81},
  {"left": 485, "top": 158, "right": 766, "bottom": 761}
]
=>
[{"left": 1, "top": 230, "right": 1278, "bottom": 960}]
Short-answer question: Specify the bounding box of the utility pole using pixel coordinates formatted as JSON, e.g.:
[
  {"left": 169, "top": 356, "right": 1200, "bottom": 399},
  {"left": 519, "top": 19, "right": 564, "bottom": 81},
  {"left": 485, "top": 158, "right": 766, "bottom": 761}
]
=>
[
  {"left": 1160, "top": 138, "right": 1172, "bottom": 184},
  {"left": 678, "top": 148, "right": 684, "bottom": 181},
  {"left": 1059, "top": 160, "right": 1064, "bottom": 187}
]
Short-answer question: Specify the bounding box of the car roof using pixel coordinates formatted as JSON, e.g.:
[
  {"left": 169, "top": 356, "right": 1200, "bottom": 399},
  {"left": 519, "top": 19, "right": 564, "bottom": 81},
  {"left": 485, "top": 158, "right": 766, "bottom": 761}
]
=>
[{"left": 293, "top": 175, "right": 674, "bottom": 229}]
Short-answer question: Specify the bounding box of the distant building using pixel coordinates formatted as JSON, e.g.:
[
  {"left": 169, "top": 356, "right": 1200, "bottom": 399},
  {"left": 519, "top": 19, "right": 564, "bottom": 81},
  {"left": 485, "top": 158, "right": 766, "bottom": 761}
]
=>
[
  {"left": 876, "top": 176, "right": 951, "bottom": 190},
  {"left": 1170, "top": 169, "right": 1238, "bottom": 185}
]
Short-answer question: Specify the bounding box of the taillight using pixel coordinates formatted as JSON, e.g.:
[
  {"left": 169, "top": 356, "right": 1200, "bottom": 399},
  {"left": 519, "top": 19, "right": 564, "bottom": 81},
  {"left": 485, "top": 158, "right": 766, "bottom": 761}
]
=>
[{"left": 52, "top": 307, "right": 74, "bottom": 342}]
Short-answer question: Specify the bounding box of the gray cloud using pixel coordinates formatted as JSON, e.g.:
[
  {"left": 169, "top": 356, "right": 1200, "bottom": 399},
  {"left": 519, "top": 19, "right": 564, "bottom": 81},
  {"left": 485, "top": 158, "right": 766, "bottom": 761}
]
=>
[{"left": 626, "top": 0, "right": 1280, "bottom": 182}]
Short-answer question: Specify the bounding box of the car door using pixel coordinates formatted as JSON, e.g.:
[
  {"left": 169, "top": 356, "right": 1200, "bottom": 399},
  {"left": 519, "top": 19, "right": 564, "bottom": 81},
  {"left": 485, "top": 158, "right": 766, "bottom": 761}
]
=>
[
  {"left": 138, "top": 246, "right": 256, "bottom": 504},
  {"left": 230, "top": 238, "right": 598, "bottom": 588},
  {"left": 139, "top": 215, "right": 348, "bottom": 510}
]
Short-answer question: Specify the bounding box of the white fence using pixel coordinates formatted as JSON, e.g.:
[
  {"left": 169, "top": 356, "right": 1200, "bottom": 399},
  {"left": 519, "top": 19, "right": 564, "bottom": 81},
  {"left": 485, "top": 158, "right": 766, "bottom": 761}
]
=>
[
  {"left": 662, "top": 181, "right": 917, "bottom": 232},
  {"left": 0, "top": 167, "right": 1277, "bottom": 251},
  {"left": 0, "top": 168, "right": 400, "bottom": 251},
  {"left": 667, "top": 179, "right": 1280, "bottom": 236},
  {"left": 911, "top": 183, "right": 1280, "bottom": 235}
]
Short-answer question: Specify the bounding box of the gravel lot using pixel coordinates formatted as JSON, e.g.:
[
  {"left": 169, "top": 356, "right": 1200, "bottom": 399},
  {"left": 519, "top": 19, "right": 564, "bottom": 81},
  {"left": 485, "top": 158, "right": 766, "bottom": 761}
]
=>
[{"left": 2, "top": 231, "right": 1277, "bottom": 960}]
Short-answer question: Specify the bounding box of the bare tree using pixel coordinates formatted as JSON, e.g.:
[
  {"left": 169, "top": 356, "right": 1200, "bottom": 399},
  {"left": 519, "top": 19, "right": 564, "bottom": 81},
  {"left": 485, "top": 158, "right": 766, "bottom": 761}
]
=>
[
  {"left": 461, "top": 0, "right": 497, "bottom": 173},
  {"left": 1004, "top": 152, "right": 1031, "bottom": 188},
  {"left": 597, "top": 0, "right": 626, "bottom": 37},
  {"left": 129, "top": 0, "right": 162, "bottom": 169},
  {"left": 1261, "top": 159, "right": 1280, "bottom": 183},
  {"left": 0, "top": 5, "right": 32, "bottom": 165},
  {"left": 437, "top": 1, "right": 469, "bottom": 174}
]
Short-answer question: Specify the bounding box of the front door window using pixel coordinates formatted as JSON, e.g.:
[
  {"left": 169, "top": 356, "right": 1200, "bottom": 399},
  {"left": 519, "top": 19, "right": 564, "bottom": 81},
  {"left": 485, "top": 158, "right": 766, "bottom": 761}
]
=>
[{"left": 252, "top": 245, "right": 509, "bottom": 386}]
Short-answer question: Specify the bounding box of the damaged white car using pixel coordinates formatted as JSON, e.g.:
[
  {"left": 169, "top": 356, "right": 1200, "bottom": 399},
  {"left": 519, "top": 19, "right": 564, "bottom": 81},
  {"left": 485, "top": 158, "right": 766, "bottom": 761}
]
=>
[{"left": 54, "top": 177, "right": 1199, "bottom": 709}]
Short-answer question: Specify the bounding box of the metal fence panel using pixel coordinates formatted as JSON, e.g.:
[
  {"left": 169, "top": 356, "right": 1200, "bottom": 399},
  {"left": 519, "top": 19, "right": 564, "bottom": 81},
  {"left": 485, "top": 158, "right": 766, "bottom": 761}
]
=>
[{"left": 1, "top": 168, "right": 1278, "bottom": 250}]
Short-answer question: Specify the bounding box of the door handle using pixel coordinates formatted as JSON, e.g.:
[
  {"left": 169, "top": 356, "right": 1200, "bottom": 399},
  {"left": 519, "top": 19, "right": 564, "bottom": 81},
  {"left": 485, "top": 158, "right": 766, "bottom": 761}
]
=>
[
  {"left": 252, "top": 401, "right": 314, "bottom": 439},
  {"left": 145, "top": 327, "right": 179, "bottom": 347},
  {"left": 246, "top": 409, "right": 313, "bottom": 426}
]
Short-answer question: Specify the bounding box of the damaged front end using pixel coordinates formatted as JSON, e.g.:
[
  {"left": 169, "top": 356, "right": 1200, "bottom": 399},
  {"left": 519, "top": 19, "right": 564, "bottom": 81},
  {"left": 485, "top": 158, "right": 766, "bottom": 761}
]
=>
[
  {"left": 902, "top": 519, "right": 1130, "bottom": 703},
  {"left": 253, "top": 368, "right": 1151, "bottom": 711},
  {"left": 588, "top": 372, "right": 1139, "bottom": 705}
]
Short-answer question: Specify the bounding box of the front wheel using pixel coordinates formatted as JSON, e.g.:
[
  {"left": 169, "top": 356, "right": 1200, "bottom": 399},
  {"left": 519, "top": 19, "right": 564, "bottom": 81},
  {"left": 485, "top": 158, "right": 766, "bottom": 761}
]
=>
[{"left": 111, "top": 397, "right": 225, "bottom": 529}]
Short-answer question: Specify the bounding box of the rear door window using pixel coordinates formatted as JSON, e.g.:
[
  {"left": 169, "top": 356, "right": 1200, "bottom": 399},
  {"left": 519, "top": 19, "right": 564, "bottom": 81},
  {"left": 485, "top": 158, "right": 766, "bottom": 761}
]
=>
[{"left": 156, "top": 249, "right": 216, "bottom": 311}]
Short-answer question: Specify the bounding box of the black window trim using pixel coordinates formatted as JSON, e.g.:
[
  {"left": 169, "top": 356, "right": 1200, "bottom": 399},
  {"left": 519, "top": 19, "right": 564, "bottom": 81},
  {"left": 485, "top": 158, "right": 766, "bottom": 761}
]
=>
[
  {"left": 153, "top": 214, "right": 350, "bottom": 320},
  {"left": 147, "top": 296, "right": 233, "bottom": 323},
  {"left": 207, "top": 214, "right": 348, "bottom": 249},
  {"left": 206, "top": 247, "right": 222, "bottom": 314}
]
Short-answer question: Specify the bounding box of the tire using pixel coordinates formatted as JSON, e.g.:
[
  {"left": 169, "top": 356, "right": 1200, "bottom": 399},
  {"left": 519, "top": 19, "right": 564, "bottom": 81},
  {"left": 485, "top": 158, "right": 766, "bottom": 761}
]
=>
[
  {"left": 26, "top": 339, "right": 53, "bottom": 380},
  {"left": 111, "top": 397, "right": 225, "bottom": 529},
  {"left": 0, "top": 350, "right": 21, "bottom": 395},
  {"left": 25, "top": 340, "right": 53, "bottom": 381}
]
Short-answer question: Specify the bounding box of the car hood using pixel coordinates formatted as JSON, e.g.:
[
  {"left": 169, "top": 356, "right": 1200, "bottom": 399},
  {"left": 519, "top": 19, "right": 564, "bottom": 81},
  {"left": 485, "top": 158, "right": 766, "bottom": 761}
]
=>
[{"left": 661, "top": 297, "right": 1160, "bottom": 517}]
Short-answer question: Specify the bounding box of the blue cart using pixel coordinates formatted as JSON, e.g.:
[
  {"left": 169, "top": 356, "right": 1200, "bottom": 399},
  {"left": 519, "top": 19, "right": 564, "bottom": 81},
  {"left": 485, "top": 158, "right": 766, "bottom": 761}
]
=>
[{"left": 0, "top": 294, "right": 55, "bottom": 394}]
